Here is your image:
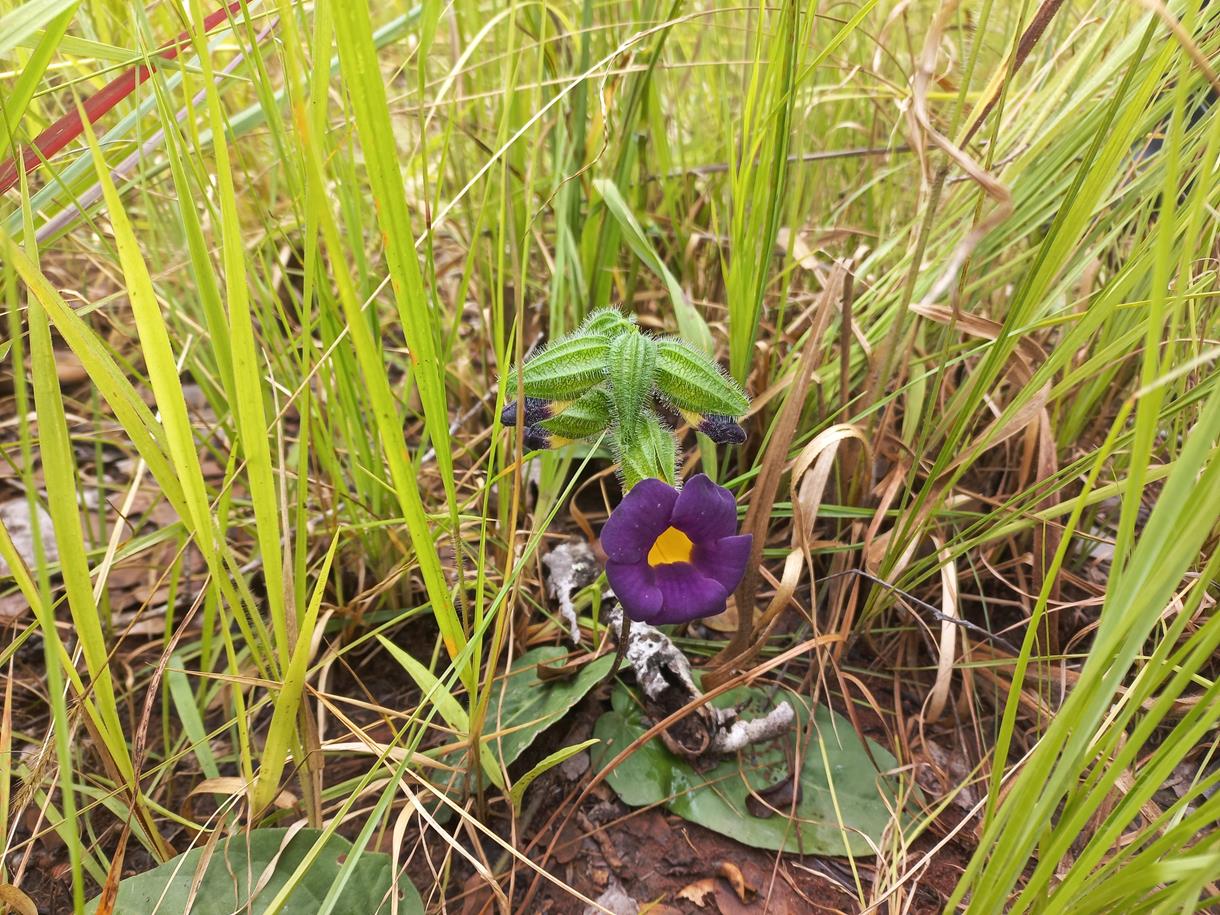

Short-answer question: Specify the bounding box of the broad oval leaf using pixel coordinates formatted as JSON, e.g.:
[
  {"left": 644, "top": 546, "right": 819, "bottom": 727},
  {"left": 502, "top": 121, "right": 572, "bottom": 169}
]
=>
[
  {"left": 85, "top": 827, "right": 421, "bottom": 914},
  {"left": 592, "top": 683, "right": 906, "bottom": 857},
  {"left": 484, "top": 646, "right": 614, "bottom": 767}
]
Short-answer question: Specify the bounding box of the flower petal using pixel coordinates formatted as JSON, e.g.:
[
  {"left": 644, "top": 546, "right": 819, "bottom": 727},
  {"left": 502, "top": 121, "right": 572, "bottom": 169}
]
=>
[
  {"left": 600, "top": 478, "right": 678, "bottom": 564},
  {"left": 670, "top": 473, "right": 738, "bottom": 542},
  {"left": 693, "top": 533, "right": 753, "bottom": 593},
  {"left": 606, "top": 560, "right": 664, "bottom": 622},
  {"left": 651, "top": 563, "right": 729, "bottom": 625}
]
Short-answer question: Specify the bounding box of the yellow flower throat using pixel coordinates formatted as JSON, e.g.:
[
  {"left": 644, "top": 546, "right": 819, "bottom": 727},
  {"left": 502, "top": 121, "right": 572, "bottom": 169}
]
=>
[{"left": 647, "top": 526, "right": 694, "bottom": 567}]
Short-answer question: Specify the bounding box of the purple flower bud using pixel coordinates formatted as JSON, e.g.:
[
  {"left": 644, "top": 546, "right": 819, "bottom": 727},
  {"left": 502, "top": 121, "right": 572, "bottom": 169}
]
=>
[
  {"left": 677, "top": 408, "right": 747, "bottom": 445},
  {"left": 698, "top": 414, "right": 747, "bottom": 444},
  {"left": 501, "top": 396, "right": 552, "bottom": 427},
  {"left": 522, "top": 426, "right": 552, "bottom": 450},
  {"left": 600, "top": 474, "right": 752, "bottom": 625}
]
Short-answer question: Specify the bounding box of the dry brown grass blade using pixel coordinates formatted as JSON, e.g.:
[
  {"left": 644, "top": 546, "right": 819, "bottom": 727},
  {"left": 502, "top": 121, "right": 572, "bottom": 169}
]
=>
[
  {"left": 911, "top": 302, "right": 1052, "bottom": 474},
  {"left": 0, "top": 672, "right": 32, "bottom": 915},
  {"left": 92, "top": 819, "right": 131, "bottom": 915},
  {"left": 745, "top": 424, "right": 872, "bottom": 658},
  {"left": 908, "top": 0, "right": 1013, "bottom": 312},
  {"left": 0, "top": 884, "right": 38, "bottom": 915},
  {"left": 1134, "top": 0, "right": 1220, "bottom": 95},
  {"left": 958, "top": 0, "right": 1070, "bottom": 145},
  {"left": 1, "top": 658, "right": 10, "bottom": 818},
  {"left": 790, "top": 424, "right": 870, "bottom": 576},
  {"left": 923, "top": 536, "right": 960, "bottom": 724},
  {"left": 751, "top": 549, "right": 807, "bottom": 638},
  {"left": 707, "top": 261, "right": 849, "bottom": 685}
]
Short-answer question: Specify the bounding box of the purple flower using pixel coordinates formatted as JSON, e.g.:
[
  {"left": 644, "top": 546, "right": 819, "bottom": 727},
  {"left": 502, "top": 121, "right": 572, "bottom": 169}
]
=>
[{"left": 600, "top": 474, "right": 752, "bottom": 625}]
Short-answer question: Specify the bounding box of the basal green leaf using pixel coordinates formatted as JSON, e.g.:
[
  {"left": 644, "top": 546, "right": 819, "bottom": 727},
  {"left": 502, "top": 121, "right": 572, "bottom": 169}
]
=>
[
  {"left": 377, "top": 635, "right": 504, "bottom": 790},
  {"left": 509, "top": 739, "right": 599, "bottom": 812},
  {"left": 84, "top": 828, "right": 420, "bottom": 914},
  {"left": 593, "top": 682, "right": 904, "bottom": 857},
  {"left": 484, "top": 646, "right": 614, "bottom": 767}
]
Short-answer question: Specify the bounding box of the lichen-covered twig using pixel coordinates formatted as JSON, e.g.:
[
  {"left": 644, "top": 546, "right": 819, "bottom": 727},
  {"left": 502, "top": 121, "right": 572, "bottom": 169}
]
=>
[
  {"left": 606, "top": 603, "right": 793, "bottom": 760},
  {"left": 542, "top": 541, "right": 599, "bottom": 644}
]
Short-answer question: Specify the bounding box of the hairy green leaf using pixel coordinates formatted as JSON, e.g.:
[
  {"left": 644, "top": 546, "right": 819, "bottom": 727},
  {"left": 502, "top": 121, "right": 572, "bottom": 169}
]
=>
[
  {"left": 607, "top": 331, "right": 657, "bottom": 447},
  {"left": 580, "top": 306, "right": 636, "bottom": 338},
  {"left": 508, "top": 332, "right": 609, "bottom": 399},
  {"left": 655, "top": 339, "right": 749, "bottom": 418},
  {"left": 641, "top": 410, "right": 678, "bottom": 485},
  {"left": 538, "top": 387, "right": 613, "bottom": 441}
]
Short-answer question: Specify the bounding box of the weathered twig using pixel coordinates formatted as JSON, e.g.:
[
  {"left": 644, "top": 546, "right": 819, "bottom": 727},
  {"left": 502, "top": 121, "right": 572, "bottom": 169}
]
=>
[
  {"left": 542, "top": 541, "right": 599, "bottom": 644},
  {"left": 606, "top": 603, "right": 794, "bottom": 759}
]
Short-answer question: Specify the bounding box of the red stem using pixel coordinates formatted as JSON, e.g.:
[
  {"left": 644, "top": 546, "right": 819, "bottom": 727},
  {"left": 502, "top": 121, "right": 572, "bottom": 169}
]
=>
[{"left": 0, "top": 2, "right": 242, "bottom": 196}]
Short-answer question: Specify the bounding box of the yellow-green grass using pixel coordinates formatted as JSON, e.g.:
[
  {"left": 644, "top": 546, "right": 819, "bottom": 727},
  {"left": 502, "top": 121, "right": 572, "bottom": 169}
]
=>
[{"left": 1, "top": 0, "right": 1218, "bottom": 911}]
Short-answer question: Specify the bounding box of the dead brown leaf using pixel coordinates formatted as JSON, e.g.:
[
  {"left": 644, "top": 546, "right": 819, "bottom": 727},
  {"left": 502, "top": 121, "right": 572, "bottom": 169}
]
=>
[
  {"left": 677, "top": 877, "right": 717, "bottom": 907},
  {"left": 0, "top": 884, "right": 38, "bottom": 915},
  {"left": 718, "top": 861, "right": 752, "bottom": 902}
]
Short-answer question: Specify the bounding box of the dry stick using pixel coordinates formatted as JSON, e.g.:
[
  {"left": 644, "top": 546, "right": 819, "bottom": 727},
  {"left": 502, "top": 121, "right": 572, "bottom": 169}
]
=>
[
  {"left": 838, "top": 267, "right": 855, "bottom": 425},
  {"left": 514, "top": 633, "right": 843, "bottom": 913},
  {"left": 958, "top": 0, "right": 1069, "bottom": 146},
  {"left": 0, "top": 1, "right": 244, "bottom": 195},
  {"left": 34, "top": 18, "right": 280, "bottom": 245},
  {"left": 705, "top": 264, "right": 847, "bottom": 687},
  {"left": 863, "top": 0, "right": 1048, "bottom": 430},
  {"left": 658, "top": 145, "right": 912, "bottom": 179},
  {"left": 602, "top": 614, "right": 630, "bottom": 685}
]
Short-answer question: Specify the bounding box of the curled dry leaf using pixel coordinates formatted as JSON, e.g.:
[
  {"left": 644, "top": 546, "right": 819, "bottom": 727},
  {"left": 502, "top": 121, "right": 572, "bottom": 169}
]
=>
[
  {"left": 181, "top": 776, "right": 297, "bottom": 826},
  {"left": 744, "top": 774, "right": 802, "bottom": 820},
  {"left": 0, "top": 884, "right": 39, "bottom": 915},
  {"left": 773, "top": 423, "right": 871, "bottom": 635},
  {"left": 924, "top": 535, "right": 961, "bottom": 724},
  {"left": 718, "top": 860, "right": 752, "bottom": 902},
  {"left": 677, "top": 877, "right": 717, "bottom": 907}
]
